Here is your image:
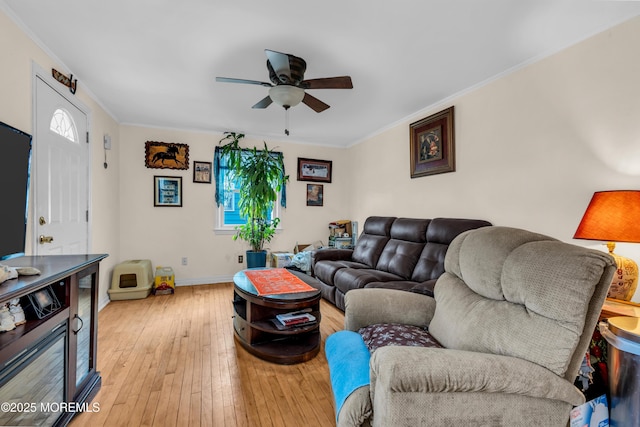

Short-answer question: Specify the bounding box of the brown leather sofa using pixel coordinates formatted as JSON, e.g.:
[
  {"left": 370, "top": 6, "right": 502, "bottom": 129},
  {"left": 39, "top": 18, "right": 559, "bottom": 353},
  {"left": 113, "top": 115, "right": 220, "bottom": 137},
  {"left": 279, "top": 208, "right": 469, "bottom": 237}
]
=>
[{"left": 310, "top": 216, "right": 491, "bottom": 310}]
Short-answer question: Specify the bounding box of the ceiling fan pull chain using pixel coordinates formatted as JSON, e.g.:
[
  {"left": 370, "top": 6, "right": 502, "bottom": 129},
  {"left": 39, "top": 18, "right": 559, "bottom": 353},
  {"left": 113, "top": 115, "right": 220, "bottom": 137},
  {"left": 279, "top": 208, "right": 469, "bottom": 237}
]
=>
[{"left": 285, "top": 107, "right": 290, "bottom": 136}]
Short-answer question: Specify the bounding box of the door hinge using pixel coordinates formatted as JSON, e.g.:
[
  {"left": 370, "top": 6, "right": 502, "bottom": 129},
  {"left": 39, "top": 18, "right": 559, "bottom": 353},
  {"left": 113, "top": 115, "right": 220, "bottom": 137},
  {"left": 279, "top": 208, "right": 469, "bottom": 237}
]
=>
[
  {"left": 86, "top": 210, "right": 89, "bottom": 222},
  {"left": 86, "top": 132, "right": 89, "bottom": 143}
]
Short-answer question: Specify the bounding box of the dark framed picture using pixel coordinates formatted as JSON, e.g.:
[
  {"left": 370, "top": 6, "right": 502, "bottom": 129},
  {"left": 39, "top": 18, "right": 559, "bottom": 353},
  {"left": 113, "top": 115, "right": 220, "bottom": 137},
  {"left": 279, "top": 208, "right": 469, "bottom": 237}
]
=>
[
  {"left": 297, "top": 158, "right": 332, "bottom": 183},
  {"left": 145, "top": 141, "right": 189, "bottom": 170},
  {"left": 154, "top": 176, "right": 182, "bottom": 207},
  {"left": 409, "top": 106, "right": 455, "bottom": 178},
  {"left": 193, "top": 161, "right": 212, "bottom": 183},
  {"left": 306, "top": 184, "right": 324, "bottom": 206}
]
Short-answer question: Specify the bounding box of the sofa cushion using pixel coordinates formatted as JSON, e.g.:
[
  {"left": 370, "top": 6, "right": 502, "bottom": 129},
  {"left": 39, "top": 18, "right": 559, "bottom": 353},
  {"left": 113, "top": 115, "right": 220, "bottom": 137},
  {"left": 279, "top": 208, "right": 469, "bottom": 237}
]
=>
[
  {"left": 375, "top": 239, "right": 424, "bottom": 279},
  {"left": 429, "top": 226, "right": 615, "bottom": 377},
  {"left": 389, "top": 218, "right": 430, "bottom": 242},
  {"left": 411, "top": 218, "right": 492, "bottom": 283},
  {"left": 350, "top": 217, "right": 395, "bottom": 267},
  {"left": 372, "top": 218, "right": 430, "bottom": 278},
  {"left": 314, "top": 260, "right": 369, "bottom": 286},
  {"left": 359, "top": 323, "right": 443, "bottom": 353},
  {"left": 411, "top": 242, "right": 448, "bottom": 282},
  {"left": 334, "top": 268, "right": 404, "bottom": 294}
]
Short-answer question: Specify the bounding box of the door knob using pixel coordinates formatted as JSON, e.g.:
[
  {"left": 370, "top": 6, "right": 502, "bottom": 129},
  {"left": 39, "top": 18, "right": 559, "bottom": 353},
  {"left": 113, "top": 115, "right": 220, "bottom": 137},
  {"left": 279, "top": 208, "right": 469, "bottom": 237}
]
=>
[{"left": 39, "top": 235, "right": 54, "bottom": 244}]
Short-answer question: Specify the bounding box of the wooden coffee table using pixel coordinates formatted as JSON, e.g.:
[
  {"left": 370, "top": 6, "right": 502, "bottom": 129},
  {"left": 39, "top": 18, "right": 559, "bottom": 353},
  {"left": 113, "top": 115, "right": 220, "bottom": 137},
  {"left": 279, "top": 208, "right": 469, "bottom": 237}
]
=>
[{"left": 232, "top": 268, "right": 322, "bottom": 364}]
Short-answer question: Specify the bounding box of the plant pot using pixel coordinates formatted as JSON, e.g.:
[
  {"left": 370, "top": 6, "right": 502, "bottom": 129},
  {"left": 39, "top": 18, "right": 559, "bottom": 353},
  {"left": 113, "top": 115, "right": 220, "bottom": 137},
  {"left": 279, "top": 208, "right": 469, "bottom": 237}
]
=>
[{"left": 246, "top": 250, "right": 267, "bottom": 268}]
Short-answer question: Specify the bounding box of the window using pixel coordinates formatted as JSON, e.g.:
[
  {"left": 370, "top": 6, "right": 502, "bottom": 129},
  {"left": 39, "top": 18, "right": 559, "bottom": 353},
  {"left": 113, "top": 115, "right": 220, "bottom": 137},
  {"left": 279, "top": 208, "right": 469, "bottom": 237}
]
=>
[
  {"left": 49, "top": 108, "right": 78, "bottom": 143},
  {"left": 214, "top": 147, "right": 285, "bottom": 232}
]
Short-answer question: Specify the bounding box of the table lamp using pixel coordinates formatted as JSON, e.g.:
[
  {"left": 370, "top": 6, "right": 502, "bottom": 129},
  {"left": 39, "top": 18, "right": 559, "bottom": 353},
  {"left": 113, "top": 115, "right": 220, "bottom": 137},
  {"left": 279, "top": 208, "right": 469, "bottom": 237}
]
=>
[{"left": 574, "top": 190, "right": 640, "bottom": 301}]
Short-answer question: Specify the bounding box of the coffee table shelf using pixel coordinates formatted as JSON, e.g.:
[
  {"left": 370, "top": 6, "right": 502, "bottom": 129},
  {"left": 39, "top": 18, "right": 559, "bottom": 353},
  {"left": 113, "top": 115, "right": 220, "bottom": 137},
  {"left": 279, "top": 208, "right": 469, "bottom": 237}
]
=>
[{"left": 232, "top": 269, "right": 322, "bottom": 364}]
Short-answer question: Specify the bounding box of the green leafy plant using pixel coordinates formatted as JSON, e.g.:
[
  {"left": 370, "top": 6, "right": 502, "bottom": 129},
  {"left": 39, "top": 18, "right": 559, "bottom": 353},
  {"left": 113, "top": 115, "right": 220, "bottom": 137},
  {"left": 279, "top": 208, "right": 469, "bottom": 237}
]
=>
[{"left": 219, "top": 132, "right": 288, "bottom": 252}]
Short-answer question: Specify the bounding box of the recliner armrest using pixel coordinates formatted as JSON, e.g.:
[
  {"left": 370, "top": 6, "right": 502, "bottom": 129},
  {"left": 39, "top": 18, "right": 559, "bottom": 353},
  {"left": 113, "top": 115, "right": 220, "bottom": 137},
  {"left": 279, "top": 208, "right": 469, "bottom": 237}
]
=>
[
  {"left": 312, "top": 248, "right": 354, "bottom": 264},
  {"left": 370, "top": 346, "right": 585, "bottom": 406},
  {"left": 344, "top": 288, "right": 436, "bottom": 331}
]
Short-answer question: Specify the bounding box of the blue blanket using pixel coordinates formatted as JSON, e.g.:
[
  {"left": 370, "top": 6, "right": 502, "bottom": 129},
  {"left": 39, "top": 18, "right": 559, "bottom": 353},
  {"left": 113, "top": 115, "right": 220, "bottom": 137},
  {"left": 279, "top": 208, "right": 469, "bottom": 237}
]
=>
[{"left": 325, "top": 330, "right": 371, "bottom": 420}]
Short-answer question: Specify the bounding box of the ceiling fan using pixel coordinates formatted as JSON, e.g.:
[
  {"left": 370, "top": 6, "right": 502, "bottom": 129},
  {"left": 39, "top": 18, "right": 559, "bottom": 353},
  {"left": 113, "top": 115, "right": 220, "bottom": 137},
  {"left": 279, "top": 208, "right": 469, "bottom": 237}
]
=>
[{"left": 216, "top": 49, "right": 353, "bottom": 114}]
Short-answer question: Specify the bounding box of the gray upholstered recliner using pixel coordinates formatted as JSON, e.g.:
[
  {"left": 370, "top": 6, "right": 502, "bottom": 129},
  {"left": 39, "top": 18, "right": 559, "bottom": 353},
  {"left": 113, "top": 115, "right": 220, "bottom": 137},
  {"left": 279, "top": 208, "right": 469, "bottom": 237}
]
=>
[{"left": 327, "top": 226, "right": 615, "bottom": 427}]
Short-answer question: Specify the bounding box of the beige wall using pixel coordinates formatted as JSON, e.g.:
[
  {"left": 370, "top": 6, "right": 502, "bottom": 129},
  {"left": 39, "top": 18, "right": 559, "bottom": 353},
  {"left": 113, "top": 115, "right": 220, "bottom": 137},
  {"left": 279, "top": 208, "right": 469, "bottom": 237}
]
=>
[
  {"left": 3, "top": 6, "right": 640, "bottom": 304},
  {"left": 348, "top": 17, "right": 640, "bottom": 301},
  {"left": 0, "top": 9, "right": 121, "bottom": 307},
  {"left": 118, "top": 126, "right": 349, "bottom": 283}
]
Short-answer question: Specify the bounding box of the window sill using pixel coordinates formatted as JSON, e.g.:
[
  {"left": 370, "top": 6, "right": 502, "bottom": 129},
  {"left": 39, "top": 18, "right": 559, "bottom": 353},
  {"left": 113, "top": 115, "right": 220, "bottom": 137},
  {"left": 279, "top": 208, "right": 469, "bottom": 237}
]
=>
[{"left": 213, "top": 227, "right": 283, "bottom": 235}]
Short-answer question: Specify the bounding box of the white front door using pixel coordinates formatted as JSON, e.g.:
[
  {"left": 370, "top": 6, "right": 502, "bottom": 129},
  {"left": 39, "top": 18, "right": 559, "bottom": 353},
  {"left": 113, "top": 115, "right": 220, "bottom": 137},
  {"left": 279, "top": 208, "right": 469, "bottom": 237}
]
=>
[{"left": 34, "top": 76, "right": 89, "bottom": 255}]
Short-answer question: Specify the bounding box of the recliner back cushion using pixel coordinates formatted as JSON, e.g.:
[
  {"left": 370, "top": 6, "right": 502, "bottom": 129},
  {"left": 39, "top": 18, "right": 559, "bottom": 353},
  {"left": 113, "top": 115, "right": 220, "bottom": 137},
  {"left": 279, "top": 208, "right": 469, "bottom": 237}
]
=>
[
  {"left": 351, "top": 217, "right": 396, "bottom": 267},
  {"left": 375, "top": 218, "right": 430, "bottom": 278},
  {"left": 429, "top": 226, "right": 614, "bottom": 377}
]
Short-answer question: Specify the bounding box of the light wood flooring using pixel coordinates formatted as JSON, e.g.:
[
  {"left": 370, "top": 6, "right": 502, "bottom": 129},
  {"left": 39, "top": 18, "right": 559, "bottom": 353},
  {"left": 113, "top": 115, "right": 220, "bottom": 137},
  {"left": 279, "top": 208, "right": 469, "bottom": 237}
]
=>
[{"left": 70, "top": 282, "right": 344, "bottom": 427}]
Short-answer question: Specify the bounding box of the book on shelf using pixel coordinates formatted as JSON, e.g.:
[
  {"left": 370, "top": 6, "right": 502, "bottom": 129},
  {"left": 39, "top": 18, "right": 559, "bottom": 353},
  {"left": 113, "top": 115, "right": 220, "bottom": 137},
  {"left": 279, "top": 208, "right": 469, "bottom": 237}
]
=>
[{"left": 274, "top": 310, "right": 316, "bottom": 328}]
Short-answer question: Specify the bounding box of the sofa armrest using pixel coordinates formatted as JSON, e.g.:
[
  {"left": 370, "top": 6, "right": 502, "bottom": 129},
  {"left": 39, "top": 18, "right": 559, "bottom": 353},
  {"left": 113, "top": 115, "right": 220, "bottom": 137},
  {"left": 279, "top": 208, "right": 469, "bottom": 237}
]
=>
[
  {"left": 312, "top": 248, "right": 354, "bottom": 263},
  {"left": 344, "top": 288, "right": 436, "bottom": 332},
  {"left": 370, "top": 346, "right": 585, "bottom": 406}
]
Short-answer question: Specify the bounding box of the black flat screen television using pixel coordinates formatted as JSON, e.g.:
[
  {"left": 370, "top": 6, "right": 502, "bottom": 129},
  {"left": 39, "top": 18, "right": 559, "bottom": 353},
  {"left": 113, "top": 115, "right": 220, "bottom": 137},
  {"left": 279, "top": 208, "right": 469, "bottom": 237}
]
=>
[{"left": 0, "top": 121, "right": 32, "bottom": 260}]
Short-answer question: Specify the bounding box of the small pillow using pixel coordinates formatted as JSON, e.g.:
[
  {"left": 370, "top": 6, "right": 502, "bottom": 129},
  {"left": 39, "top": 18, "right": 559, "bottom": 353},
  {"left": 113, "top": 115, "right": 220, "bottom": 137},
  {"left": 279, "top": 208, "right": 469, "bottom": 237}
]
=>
[{"left": 358, "top": 323, "right": 443, "bottom": 353}]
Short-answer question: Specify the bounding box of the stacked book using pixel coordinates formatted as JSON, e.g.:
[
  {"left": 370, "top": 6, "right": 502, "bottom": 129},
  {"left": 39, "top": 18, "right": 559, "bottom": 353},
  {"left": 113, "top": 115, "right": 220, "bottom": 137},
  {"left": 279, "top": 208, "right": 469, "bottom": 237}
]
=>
[{"left": 274, "top": 310, "right": 316, "bottom": 329}]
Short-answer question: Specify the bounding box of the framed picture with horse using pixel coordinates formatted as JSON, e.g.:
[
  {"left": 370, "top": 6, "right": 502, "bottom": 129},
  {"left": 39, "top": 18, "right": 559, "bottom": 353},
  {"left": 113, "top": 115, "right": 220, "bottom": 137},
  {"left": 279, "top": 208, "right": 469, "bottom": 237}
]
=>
[{"left": 145, "top": 141, "right": 189, "bottom": 170}]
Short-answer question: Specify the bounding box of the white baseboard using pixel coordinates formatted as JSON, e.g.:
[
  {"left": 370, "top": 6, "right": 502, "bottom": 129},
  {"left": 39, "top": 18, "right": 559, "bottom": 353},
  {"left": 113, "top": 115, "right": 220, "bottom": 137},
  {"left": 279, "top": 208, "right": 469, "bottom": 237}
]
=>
[
  {"left": 98, "top": 276, "right": 234, "bottom": 312},
  {"left": 175, "top": 275, "right": 234, "bottom": 286}
]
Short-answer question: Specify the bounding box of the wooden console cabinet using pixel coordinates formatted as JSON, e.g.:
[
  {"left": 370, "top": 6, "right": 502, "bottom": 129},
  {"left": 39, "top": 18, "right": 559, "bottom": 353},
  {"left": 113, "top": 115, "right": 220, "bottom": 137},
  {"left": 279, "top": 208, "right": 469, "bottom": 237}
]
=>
[{"left": 0, "top": 254, "right": 107, "bottom": 427}]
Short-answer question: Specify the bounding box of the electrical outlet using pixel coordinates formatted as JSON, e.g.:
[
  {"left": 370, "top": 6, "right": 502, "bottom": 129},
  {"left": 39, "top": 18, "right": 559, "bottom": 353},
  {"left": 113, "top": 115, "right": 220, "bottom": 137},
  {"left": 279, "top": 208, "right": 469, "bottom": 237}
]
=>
[
  {"left": 181, "top": 257, "right": 188, "bottom": 266},
  {"left": 238, "top": 255, "right": 243, "bottom": 263}
]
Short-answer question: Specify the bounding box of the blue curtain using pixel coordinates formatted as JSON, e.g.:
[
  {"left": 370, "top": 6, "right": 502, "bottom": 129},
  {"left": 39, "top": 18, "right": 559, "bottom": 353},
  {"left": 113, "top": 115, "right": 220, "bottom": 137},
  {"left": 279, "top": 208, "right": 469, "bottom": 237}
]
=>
[{"left": 214, "top": 146, "right": 287, "bottom": 208}]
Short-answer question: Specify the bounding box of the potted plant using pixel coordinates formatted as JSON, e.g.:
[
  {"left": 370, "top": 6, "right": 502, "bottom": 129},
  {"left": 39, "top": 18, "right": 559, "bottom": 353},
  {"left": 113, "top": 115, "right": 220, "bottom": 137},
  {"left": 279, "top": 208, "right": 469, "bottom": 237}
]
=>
[{"left": 219, "top": 132, "right": 289, "bottom": 268}]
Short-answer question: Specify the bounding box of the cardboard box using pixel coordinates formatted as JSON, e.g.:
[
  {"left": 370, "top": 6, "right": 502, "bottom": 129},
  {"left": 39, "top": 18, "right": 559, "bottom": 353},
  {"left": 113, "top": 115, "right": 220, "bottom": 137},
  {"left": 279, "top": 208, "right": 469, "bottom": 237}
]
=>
[
  {"left": 570, "top": 394, "right": 608, "bottom": 427},
  {"left": 329, "top": 220, "right": 352, "bottom": 237},
  {"left": 271, "top": 252, "right": 294, "bottom": 268},
  {"left": 294, "top": 241, "right": 324, "bottom": 253}
]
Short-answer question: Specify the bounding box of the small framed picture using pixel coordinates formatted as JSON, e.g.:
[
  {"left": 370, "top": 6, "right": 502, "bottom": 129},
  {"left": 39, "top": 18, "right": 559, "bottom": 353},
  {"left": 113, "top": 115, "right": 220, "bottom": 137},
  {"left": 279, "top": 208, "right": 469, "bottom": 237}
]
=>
[
  {"left": 145, "top": 141, "right": 189, "bottom": 170},
  {"left": 193, "top": 161, "right": 212, "bottom": 183},
  {"left": 297, "top": 158, "right": 332, "bottom": 183},
  {"left": 154, "top": 176, "right": 182, "bottom": 207},
  {"left": 409, "top": 106, "right": 455, "bottom": 178},
  {"left": 306, "top": 184, "right": 324, "bottom": 206}
]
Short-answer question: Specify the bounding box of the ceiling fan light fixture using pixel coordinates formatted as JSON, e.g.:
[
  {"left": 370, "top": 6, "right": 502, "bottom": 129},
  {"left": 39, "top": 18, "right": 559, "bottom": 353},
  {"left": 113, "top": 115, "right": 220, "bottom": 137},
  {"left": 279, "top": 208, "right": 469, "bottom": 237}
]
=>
[{"left": 269, "top": 85, "right": 304, "bottom": 109}]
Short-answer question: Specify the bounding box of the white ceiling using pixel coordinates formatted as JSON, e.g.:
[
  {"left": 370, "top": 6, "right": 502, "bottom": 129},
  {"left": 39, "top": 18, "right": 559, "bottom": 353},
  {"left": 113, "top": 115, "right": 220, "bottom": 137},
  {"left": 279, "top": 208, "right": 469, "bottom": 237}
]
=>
[{"left": 3, "top": 1, "right": 640, "bottom": 147}]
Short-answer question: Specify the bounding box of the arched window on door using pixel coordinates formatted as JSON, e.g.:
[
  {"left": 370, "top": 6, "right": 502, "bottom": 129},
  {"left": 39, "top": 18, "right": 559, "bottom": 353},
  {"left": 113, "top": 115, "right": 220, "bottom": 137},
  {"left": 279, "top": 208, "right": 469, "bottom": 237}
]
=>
[{"left": 49, "top": 108, "right": 78, "bottom": 143}]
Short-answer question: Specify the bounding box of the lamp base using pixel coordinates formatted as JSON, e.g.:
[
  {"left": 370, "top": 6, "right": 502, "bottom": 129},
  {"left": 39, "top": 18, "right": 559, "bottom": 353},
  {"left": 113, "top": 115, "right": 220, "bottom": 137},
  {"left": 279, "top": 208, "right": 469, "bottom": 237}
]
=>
[{"left": 607, "top": 249, "right": 639, "bottom": 301}]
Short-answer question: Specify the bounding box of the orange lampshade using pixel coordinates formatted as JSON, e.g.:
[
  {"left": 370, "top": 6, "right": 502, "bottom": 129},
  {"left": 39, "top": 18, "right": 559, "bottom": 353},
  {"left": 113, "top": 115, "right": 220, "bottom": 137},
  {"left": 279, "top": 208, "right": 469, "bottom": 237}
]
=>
[
  {"left": 574, "top": 190, "right": 640, "bottom": 243},
  {"left": 575, "top": 190, "right": 640, "bottom": 301}
]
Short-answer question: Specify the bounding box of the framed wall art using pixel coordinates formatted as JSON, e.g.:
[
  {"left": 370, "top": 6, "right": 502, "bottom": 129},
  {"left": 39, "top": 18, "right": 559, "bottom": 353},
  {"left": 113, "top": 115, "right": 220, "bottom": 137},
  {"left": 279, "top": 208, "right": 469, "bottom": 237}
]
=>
[
  {"left": 193, "top": 161, "right": 212, "bottom": 183},
  {"left": 145, "top": 141, "right": 189, "bottom": 170},
  {"left": 306, "top": 184, "right": 324, "bottom": 206},
  {"left": 409, "top": 106, "right": 455, "bottom": 178},
  {"left": 297, "top": 158, "right": 332, "bottom": 183},
  {"left": 154, "top": 176, "right": 182, "bottom": 207}
]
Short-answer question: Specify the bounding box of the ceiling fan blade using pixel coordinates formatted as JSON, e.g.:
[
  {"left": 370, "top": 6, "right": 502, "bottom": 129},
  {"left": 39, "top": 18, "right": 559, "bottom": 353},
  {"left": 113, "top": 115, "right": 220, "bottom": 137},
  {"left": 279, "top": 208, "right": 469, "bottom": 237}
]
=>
[
  {"left": 252, "top": 96, "right": 273, "bottom": 109},
  {"left": 302, "top": 93, "right": 330, "bottom": 113},
  {"left": 265, "top": 49, "right": 292, "bottom": 83},
  {"left": 301, "top": 76, "right": 353, "bottom": 90},
  {"left": 216, "top": 77, "right": 272, "bottom": 87}
]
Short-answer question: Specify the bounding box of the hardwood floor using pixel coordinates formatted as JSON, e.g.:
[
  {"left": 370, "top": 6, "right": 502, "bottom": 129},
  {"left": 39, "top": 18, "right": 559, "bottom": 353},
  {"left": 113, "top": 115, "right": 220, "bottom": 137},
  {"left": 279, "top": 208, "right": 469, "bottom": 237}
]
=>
[{"left": 70, "top": 282, "right": 344, "bottom": 427}]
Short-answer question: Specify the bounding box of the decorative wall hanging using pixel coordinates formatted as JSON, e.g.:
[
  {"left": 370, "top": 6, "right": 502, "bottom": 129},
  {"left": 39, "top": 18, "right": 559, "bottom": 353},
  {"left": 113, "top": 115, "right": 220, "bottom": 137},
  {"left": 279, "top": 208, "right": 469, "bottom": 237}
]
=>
[
  {"left": 193, "top": 161, "right": 212, "bottom": 183},
  {"left": 145, "top": 141, "right": 189, "bottom": 170},
  {"left": 52, "top": 68, "right": 77, "bottom": 94},
  {"left": 306, "top": 184, "right": 324, "bottom": 206},
  {"left": 154, "top": 176, "right": 182, "bottom": 207},
  {"left": 410, "top": 106, "right": 455, "bottom": 178},
  {"left": 297, "top": 158, "right": 332, "bottom": 183}
]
